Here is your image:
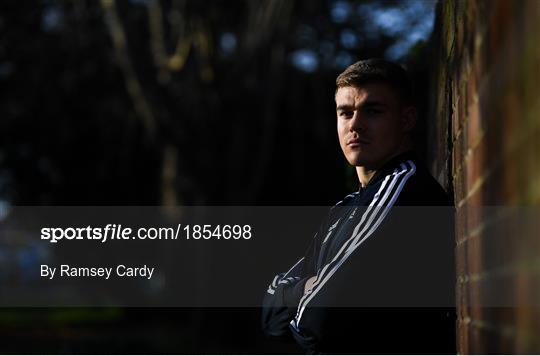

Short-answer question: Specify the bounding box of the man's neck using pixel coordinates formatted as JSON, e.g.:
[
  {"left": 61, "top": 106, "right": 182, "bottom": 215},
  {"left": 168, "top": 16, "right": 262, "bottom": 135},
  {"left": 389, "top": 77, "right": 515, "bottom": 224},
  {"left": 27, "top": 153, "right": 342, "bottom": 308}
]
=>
[{"left": 356, "top": 166, "right": 377, "bottom": 188}]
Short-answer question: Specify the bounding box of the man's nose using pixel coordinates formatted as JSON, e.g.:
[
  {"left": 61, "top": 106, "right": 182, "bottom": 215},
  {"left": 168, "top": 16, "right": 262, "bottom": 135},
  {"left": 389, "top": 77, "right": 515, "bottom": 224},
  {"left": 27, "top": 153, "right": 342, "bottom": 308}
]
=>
[{"left": 350, "top": 111, "right": 365, "bottom": 132}]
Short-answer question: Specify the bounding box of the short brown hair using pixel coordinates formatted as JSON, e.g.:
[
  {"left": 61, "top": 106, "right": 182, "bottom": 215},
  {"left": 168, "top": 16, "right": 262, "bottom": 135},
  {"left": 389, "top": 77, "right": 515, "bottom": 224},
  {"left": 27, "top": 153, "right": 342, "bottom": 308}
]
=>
[{"left": 336, "top": 58, "right": 414, "bottom": 105}]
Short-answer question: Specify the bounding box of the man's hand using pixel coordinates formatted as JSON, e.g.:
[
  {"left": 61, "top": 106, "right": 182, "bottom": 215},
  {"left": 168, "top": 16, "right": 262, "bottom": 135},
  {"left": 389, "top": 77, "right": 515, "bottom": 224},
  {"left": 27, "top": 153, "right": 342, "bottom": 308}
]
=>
[{"left": 304, "top": 276, "right": 317, "bottom": 294}]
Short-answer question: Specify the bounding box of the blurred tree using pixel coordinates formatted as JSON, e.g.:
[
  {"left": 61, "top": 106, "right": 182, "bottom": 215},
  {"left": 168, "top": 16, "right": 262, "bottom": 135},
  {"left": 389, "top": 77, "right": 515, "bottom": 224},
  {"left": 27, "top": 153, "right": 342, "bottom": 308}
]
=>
[{"left": 0, "top": 0, "right": 436, "bottom": 206}]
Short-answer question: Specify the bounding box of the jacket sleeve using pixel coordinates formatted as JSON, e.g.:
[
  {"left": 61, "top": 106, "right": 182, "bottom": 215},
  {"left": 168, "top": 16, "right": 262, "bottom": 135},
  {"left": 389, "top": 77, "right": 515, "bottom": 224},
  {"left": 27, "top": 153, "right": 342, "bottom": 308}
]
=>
[
  {"left": 261, "top": 256, "right": 310, "bottom": 338},
  {"left": 261, "top": 220, "right": 326, "bottom": 339},
  {"left": 261, "top": 203, "right": 351, "bottom": 341}
]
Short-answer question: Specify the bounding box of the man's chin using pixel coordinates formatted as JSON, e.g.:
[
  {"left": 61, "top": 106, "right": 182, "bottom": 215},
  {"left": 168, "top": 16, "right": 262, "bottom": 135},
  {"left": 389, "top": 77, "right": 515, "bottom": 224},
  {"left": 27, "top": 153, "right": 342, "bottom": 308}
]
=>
[
  {"left": 347, "top": 156, "right": 371, "bottom": 167},
  {"left": 348, "top": 155, "right": 387, "bottom": 170}
]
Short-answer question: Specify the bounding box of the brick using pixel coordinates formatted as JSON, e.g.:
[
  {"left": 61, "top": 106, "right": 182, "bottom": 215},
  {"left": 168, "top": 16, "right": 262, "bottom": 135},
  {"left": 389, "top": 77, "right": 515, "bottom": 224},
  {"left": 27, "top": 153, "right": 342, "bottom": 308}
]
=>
[{"left": 432, "top": 0, "right": 540, "bottom": 352}]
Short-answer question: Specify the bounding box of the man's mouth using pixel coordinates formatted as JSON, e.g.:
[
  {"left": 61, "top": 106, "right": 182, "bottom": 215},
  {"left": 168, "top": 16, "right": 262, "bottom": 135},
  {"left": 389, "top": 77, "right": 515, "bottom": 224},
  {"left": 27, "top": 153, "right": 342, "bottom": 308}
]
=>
[{"left": 347, "top": 139, "right": 370, "bottom": 147}]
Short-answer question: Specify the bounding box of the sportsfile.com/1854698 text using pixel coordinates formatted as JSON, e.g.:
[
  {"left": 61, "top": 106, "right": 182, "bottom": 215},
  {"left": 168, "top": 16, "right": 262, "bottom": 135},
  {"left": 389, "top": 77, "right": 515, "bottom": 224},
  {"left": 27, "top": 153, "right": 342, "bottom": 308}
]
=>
[{"left": 40, "top": 224, "right": 252, "bottom": 243}]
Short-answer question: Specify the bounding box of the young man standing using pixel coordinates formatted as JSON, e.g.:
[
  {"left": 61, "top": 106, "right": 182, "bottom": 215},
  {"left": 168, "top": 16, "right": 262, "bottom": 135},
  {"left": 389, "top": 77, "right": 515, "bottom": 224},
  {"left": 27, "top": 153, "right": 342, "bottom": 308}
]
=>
[{"left": 262, "top": 59, "right": 455, "bottom": 354}]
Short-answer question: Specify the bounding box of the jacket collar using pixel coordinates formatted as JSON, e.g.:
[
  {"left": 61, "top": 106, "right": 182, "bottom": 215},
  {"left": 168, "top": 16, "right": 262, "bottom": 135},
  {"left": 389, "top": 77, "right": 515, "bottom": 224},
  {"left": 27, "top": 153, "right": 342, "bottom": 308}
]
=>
[{"left": 358, "top": 149, "right": 417, "bottom": 192}]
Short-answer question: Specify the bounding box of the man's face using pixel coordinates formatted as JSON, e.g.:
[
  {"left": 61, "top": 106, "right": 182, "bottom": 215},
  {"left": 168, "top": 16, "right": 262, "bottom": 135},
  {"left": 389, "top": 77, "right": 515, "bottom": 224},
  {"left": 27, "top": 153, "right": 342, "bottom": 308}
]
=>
[{"left": 335, "top": 82, "right": 414, "bottom": 169}]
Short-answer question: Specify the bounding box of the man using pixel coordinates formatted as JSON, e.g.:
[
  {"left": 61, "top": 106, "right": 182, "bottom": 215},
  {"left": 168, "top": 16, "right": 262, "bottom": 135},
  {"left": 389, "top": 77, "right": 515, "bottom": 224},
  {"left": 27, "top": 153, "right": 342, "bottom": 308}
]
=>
[{"left": 262, "top": 59, "right": 455, "bottom": 353}]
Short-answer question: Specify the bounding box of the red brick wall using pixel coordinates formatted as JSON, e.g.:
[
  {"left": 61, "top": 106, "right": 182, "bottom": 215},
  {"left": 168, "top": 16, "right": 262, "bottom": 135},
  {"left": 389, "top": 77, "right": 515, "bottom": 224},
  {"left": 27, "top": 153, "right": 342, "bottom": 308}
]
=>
[{"left": 429, "top": 0, "right": 540, "bottom": 353}]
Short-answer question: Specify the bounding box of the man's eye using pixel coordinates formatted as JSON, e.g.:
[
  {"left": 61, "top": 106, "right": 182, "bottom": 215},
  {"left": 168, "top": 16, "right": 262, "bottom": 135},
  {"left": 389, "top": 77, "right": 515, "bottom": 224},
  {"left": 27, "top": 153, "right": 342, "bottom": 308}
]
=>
[
  {"left": 366, "top": 109, "right": 382, "bottom": 115},
  {"left": 339, "top": 111, "right": 353, "bottom": 117}
]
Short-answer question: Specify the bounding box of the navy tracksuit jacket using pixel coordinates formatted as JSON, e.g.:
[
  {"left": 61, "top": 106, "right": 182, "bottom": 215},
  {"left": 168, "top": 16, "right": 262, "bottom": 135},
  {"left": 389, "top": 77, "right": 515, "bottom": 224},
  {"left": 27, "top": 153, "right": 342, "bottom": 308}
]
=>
[{"left": 262, "top": 150, "right": 455, "bottom": 354}]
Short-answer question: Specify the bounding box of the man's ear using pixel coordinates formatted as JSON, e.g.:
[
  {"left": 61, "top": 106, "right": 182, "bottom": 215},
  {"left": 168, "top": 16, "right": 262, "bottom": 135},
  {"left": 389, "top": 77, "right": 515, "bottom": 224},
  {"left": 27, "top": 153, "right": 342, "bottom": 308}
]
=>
[{"left": 401, "top": 106, "right": 417, "bottom": 132}]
